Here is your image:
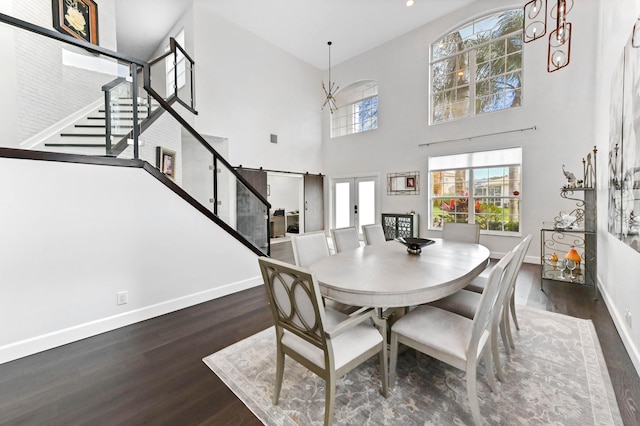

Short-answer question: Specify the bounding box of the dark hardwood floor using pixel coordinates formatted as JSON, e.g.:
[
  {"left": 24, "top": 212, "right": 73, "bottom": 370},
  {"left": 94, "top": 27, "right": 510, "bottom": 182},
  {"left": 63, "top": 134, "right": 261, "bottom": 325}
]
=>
[{"left": 1, "top": 240, "right": 638, "bottom": 425}]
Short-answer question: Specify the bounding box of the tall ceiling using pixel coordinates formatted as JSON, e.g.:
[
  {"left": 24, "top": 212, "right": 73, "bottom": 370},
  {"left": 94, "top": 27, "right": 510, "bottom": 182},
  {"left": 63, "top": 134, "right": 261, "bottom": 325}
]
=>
[{"left": 115, "top": 0, "right": 477, "bottom": 69}]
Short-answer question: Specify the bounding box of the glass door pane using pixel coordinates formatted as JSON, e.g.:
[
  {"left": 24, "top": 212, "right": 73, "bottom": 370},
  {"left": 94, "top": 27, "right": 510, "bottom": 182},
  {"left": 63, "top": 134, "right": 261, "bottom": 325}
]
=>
[
  {"left": 357, "top": 179, "right": 376, "bottom": 232},
  {"left": 334, "top": 181, "right": 352, "bottom": 229}
]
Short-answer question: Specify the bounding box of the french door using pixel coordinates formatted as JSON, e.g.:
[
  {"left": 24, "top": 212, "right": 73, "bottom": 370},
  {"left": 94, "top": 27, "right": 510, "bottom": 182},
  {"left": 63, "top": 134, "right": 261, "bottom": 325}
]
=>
[{"left": 332, "top": 176, "right": 377, "bottom": 236}]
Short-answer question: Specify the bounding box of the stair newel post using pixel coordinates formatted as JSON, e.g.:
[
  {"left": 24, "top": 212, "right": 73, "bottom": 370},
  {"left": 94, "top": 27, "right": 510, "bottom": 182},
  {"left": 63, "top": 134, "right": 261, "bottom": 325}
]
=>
[
  {"left": 190, "top": 59, "right": 196, "bottom": 110},
  {"left": 131, "top": 63, "right": 140, "bottom": 159},
  {"left": 104, "top": 87, "right": 112, "bottom": 156}
]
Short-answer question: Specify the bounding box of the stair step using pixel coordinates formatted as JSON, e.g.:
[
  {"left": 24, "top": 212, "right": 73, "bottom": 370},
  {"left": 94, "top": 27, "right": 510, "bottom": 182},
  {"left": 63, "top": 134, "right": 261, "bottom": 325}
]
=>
[
  {"left": 45, "top": 143, "right": 108, "bottom": 148},
  {"left": 75, "top": 124, "right": 106, "bottom": 128},
  {"left": 88, "top": 116, "right": 142, "bottom": 121},
  {"left": 60, "top": 133, "right": 128, "bottom": 137}
]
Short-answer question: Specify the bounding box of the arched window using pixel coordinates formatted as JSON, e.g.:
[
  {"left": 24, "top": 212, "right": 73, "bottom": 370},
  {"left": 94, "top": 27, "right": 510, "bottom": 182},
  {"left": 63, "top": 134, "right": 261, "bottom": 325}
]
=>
[
  {"left": 331, "top": 80, "right": 378, "bottom": 138},
  {"left": 430, "top": 10, "right": 523, "bottom": 124}
]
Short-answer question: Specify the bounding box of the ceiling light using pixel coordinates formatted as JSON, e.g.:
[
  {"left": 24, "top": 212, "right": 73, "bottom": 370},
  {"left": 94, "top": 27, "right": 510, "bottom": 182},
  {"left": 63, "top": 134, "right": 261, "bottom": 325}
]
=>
[
  {"left": 406, "top": 0, "right": 414, "bottom": 6},
  {"left": 523, "top": 0, "right": 573, "bottom": 72},
  {"left": 321, "top": 41, "right": 339, "bottom": 114}
]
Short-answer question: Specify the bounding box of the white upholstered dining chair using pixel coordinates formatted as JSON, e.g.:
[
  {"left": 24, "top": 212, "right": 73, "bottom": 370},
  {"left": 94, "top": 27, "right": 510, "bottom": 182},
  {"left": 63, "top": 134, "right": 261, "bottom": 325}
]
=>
[
  {"left": 291, "top": 232, "right": 358, "bottom": 314},
  {"left": 389, "top": 250, "right": 516, "bottom": 426},
  {"left": 258, "top": 257, "right": 388, "bottom": 426},
  {"left": 362, "top": 224, "right": 386, "bottom": 245},
  {"left": 291, "top": 232, "right": 330, "bottom": 268},
  {"left": 442, "top": 222, "right": 481, "bottom": 244},
  {"left": 428, "top": 234, "right": 532, "bottom": 381},
  {"left": 330, "top": 227, "right": 360, "bottom": 253}
]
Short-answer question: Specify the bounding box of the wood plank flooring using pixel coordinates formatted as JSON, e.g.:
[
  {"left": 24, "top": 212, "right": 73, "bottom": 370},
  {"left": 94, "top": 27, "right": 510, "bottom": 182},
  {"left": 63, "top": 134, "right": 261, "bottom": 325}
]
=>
[{"left": 1, "top": 240, "right": 638, "bottom": 425}]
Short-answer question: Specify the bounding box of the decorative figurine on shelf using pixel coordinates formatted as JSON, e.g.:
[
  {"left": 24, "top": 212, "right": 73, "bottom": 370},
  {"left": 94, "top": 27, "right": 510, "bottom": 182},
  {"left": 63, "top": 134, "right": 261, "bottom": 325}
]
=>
[
  {"left": 583, "top": 146, "right": 597, "bottom": 188},
  {"left": 562, "top": 164, "right": 577, "bottom": 188},
  {"left": 549, "top": 252, "right": 558, "bottom": 269}
]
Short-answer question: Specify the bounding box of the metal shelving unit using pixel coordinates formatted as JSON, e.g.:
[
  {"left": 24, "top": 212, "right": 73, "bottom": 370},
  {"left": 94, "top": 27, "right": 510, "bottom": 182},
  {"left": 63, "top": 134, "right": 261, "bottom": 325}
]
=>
[{"left": 540, "top": 187, "right": 597, "bottom": 296}]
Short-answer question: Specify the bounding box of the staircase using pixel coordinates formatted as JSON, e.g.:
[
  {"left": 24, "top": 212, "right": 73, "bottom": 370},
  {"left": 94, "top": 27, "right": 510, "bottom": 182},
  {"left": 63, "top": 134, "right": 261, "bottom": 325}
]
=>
[{"left": 44, "top": 97, "right": 158, "bottom": 156}]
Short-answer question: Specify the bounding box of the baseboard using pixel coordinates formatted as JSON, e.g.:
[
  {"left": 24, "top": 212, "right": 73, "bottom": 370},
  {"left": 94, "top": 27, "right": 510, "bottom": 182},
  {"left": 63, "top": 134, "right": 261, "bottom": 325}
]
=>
[
  {"left": 597, "top": 279, "right": 640, "bottom": 377},
  {"left": 0, "top": 276, "right": 263, "bottom": 365}
]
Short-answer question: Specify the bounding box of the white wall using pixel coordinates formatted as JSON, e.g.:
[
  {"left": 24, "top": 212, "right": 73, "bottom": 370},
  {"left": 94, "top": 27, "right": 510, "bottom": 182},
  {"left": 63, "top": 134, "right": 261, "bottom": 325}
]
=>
[
  {"left": 320, "top": 0, "right": 598, "bottom": 261},
  {"left": 0, "top": 157, "right": 262, "bottom": 364},
  {"left": 594, "top": 0, "right": 640, "bottom": 374},
  {"left": 6, "top": 0, "right": 119, "bottom": 144},
  {"left": 190, "top": 3, "right": 323, "bottom": 174}
]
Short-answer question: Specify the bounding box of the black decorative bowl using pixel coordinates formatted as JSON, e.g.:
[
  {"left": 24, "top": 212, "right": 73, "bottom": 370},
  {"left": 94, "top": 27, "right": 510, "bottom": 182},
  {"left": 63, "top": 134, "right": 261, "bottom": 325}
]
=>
[{"left": 396, "top": 237, "right": 435, "bottom": 255}]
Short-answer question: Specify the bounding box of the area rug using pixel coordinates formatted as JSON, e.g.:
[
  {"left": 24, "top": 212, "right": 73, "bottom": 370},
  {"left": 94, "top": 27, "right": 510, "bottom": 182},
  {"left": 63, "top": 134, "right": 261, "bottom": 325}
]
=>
[{"left": 203, "top": 307, "right": 623, "bottom": 425}]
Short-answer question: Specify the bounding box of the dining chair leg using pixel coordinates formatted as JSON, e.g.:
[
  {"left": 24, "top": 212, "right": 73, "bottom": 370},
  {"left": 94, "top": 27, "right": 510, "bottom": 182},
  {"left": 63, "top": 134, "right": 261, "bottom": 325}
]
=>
[
  {"left": 466, "top": 359, "right": 482, "bottom": 425},
  {"left": 273, "top": 344, "right": 285, "bottom": 404},
  {"left": 491, "top": 321, "right": 505, "bottom": 382},
  {"left": 482, "top": 346, "right": 497, "bottom": 393},
  {"left": 500, "top": 311, "right": 512, "bottom": 356},
  {"left": 325, "top": 373, "right": 336, "bottom": 426},
  {"left": 510, "top": 291, "right": 520, "bottom": 331}
]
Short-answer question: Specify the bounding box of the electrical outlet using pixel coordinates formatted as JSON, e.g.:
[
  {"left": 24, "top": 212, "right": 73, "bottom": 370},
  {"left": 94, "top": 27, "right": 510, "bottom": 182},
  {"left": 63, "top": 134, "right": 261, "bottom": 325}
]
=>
[{"left": 117, "top": 291, "right": 128, "bottom": 306}]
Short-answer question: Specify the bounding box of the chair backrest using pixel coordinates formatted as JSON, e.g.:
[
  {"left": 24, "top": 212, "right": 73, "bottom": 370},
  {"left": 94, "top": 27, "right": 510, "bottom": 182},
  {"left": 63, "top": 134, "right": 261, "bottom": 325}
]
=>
[
  {"left": 490, "top": 235, "right": 531, "bottom": 326},
  {"left": 291, "top": 232, "right": 331, "bottom": 268},
  {"left": 331, "top": 227, "right": 360, "bottom": 253},
  {"left": 469, "top": 250, "right": 515, "bottom": 355},
  {"left": 442, "top": 222, "right": 480, "bottom": 244},
  {"left": 362, "top": 224, "right": 386, "bottom": 245},
  {"left": 258, "top": 257, "right": 326, "bottom": 350}
]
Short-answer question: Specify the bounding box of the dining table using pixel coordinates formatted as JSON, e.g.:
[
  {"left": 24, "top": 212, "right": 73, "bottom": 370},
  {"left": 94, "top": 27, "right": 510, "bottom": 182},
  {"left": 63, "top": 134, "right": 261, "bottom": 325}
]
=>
[{"left": 309, "top": 238, "right": 490, "bottom": 309}]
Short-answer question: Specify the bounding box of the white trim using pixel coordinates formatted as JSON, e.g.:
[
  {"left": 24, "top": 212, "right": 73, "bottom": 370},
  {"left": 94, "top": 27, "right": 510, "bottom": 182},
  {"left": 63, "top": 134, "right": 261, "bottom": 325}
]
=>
[
  {"left": 0, "top": 275, "right": 263, "bottom": 365},
  {"left": 597, "top": 279, "right": 640, "bottom": 377},
  {"left": 19, "top": 98, "right": 103, "bottom": 149}
]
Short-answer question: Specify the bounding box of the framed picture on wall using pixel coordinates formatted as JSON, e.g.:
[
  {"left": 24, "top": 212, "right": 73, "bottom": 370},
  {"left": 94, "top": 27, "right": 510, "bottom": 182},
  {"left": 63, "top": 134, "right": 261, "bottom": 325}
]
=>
[
  {"left": 52, "top": 0, "right": 99, "bottom": 45},
  {"left": 156, "top": 147, "right": 176, "bottom": 180},
  {"left": 406, "top": 177, "right": 415, "bottom": 188}
]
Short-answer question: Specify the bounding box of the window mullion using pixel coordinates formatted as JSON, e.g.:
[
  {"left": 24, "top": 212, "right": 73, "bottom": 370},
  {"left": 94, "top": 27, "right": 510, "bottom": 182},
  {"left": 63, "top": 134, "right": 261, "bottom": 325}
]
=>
[
  {"left": 469, "top": 50, "right": 477, "bottom": 117},
  {"left": 469, "top": 169, "right": 475, "bottom": 224}
]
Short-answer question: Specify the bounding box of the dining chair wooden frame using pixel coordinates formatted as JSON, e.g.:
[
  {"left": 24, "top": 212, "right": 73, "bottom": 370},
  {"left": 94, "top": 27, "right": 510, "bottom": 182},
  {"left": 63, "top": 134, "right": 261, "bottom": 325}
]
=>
[
  {"left": 389, "top": 250, "right": 515, "bottom": 426},
  {"left": 428, "top": 235, "right": 532, "bottom": 381},
  {"left": 258, "top": 257, "right": 388, "bottom": 425}
]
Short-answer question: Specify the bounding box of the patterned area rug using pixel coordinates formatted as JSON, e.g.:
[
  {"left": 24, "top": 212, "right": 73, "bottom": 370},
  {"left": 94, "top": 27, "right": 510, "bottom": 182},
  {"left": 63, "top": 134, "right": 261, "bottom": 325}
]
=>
[{"left": 203, "top": 307, "right": 622, "bottom": 425}]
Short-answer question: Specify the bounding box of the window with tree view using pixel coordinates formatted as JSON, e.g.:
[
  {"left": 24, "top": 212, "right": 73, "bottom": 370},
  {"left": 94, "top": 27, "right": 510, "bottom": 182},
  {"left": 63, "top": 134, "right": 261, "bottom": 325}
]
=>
[
  {"left": 430, "top": 148, "right": 521, "bottom": 234},
  {"left": 431, "top": 9, "right": 523, "bottom": 124},
  {"left": 331, "top": 81, "right": 378, "bottom": 138}
]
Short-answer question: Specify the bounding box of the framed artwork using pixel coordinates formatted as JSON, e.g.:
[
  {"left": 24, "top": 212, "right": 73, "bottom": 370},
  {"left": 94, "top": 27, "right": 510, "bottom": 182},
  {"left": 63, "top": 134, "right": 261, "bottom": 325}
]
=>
[
  {"left": 156, "top": 147, "right": 176, "bottom": 180},
  {"left": 387, "top": 172, "right": 420, "bottom": 195},
  {"left": 52, "top": 0, "right": 99, "bottom": 45}
]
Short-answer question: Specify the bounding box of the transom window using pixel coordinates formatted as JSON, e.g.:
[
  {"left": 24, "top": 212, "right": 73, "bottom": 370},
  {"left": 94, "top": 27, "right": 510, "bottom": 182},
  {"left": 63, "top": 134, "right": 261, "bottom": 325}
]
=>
[
  {"left": 331, "top": 80, "right": 378, "bottom": 138},
  {"left": 430, "top": 10, "right": 523, "bottom": 124},
  {"left": 429, "top": 148, "right": 522, "bottom": 234}
]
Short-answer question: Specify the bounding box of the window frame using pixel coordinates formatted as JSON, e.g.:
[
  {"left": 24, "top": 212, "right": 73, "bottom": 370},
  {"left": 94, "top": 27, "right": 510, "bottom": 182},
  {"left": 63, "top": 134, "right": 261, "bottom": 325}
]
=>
[
  {"left": 331, "top": 80, "right": 378, "bottom": 138},
  {"left": 429, "top": 9, "right": 523, "bottom": 124},
  {"left": 429, "top": 149, "right": 522, "bottom": 236}
]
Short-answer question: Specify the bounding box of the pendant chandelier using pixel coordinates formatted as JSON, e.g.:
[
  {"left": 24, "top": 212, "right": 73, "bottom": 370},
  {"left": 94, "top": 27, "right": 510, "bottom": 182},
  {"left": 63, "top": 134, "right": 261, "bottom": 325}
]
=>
[
  {"left": 523, "top": 0, "right": 572, "bottom": 72},
  {"left": 322, "top": 41, "right": 339, "bottom": 114}
]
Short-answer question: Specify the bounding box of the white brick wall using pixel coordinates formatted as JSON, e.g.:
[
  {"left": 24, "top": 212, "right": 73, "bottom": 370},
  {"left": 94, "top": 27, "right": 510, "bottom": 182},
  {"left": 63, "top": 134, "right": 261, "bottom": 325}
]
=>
[{"left": 11, "top": 0, "right": 119, "bottom": 141}]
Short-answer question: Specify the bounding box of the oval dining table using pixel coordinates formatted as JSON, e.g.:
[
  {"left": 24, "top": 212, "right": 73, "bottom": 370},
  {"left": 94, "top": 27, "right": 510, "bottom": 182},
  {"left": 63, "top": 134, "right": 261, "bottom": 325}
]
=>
[{"left": 309, "top": 238, "right": 490, "bottom": 309}]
